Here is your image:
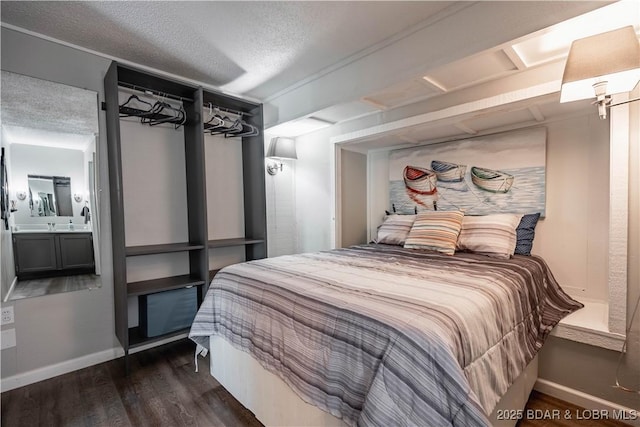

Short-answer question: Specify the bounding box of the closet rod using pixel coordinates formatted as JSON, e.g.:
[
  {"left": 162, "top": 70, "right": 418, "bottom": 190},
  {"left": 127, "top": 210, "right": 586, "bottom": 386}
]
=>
[
  {"left": 118, "top": 81, "right": 194, "bottom": 103},
  {"left": 203, "top": 103, "right": 254, "bottom": 118}
]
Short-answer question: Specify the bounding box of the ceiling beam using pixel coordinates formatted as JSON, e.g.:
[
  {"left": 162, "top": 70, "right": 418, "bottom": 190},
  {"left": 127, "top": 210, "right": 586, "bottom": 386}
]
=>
[
  {"left": 420, "top": 77, "right": 448, "bottom": 93},
  {"left": 265, "top": 1, "right": 607, "bottom": 127},
  {"left": 454, "top": 122, "right": 478, "bottom": 135},
  {"left": 502, "top": 46, "right": 528, "bottom": 71},
  {"left": 331, "top": 81, "right": 559, "bottom": 145},
  {"left": 528, "top": 105, "right": 546, "bottom": 122}
]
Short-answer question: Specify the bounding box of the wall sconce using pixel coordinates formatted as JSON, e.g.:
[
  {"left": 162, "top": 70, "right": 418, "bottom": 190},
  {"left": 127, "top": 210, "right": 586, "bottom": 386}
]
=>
[
  {"left": 560, "top": 26, "right": 640, "bottom": 119},
  {"left": 15, "top": 191, "right": 27, "bottom": 201},
  {"left": 73, "top": 193, "right": 83, "bottom": 203},
  {"left": 266, "top": 137, "right": 297, "bottom": 175}
]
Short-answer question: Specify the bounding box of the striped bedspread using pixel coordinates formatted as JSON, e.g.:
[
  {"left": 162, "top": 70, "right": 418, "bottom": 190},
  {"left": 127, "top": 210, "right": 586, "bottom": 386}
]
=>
[{"left": 189, "top": 244, "right": 582, "bottom": 427}]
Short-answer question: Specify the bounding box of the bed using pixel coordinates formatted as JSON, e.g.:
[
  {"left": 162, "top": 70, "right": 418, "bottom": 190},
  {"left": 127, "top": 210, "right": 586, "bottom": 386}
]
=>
[{"left": 189, "top": 244, "right": 582, "bottom": 426}]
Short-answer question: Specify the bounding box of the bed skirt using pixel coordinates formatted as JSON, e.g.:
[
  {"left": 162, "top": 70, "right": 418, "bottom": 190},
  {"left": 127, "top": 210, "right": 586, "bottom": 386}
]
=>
[{"left": 208, "top": 335, "right": 538, "bottom": 427}]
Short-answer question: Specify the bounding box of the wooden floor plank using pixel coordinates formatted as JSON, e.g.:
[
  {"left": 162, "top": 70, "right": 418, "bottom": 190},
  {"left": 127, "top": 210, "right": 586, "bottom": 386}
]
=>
[
  {"left": 1, "top": 340, "right": 632, "bottom": 427},
  {"left": 518, "top": 391, "right": 632, "bottom": 427}
]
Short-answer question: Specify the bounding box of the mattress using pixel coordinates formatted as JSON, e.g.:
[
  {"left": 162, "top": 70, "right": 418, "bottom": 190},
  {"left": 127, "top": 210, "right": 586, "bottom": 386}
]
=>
[{"left": 190, "top": 244, "right": 582, "bottom": 426}]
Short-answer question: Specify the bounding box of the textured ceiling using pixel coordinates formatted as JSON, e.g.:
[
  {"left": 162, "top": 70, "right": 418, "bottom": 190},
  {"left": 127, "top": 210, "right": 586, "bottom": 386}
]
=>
[
  {"left": 0, "top": 1, "right": 455, "bottom": 99},
  {"left": 1, "top": 70, "right": 99, "bottom": 136}
]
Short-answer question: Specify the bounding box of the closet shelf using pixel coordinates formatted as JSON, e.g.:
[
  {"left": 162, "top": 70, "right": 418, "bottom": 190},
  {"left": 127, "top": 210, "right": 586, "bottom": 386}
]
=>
[
  {"left": 208, "top": 238, "right": 264, "bottom": 248},
  {"left": 125, "top": 242, "right": 205, "bottom": 257},
  {"left": 128, "top": 326, "right": 190, "bottom": 349},
  {"left": 127, "top": 274, "right": 205, "bottom": 296}
]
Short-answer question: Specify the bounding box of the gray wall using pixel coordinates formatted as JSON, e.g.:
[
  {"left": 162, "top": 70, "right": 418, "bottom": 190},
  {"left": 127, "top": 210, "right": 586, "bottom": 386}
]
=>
[
  {"left": 1, "top": 28, "right": 116, "bottom": 378},
  {"left": 340, "top": 149, "right": 367, "bottom": 247}
]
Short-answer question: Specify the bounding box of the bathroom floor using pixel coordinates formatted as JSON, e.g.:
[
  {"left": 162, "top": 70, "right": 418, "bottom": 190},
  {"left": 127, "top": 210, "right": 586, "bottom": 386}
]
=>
[{"left": 8, "top": 274, "right": 101, "bottom": 301}]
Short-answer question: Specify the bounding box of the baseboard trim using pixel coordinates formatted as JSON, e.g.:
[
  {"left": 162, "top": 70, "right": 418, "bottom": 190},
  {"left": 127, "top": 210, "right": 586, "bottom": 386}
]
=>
[
  {"left": 535, "top": 379, "right": 639, "bottom": 426},
  {"left": 0, "top": 332, "right": 190, "bottom": 393},
  {"left": 1, "top": 347, "right": 123, "bottom": 393},
  {"left": 3, "top": 277, "right": 18, "bottom": 303}
]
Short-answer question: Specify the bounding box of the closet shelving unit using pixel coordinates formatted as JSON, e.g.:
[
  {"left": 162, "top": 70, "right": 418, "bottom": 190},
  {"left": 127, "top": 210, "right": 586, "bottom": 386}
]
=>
[
  {"left": 202, "top": 89, "right": 267, "bottom": 280},
  {"left": 104, "top": 63, "right": 266, "bottom": 367}
]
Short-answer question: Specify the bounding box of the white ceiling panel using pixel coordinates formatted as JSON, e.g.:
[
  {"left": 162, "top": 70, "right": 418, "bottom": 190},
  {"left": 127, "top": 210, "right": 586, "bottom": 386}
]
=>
[
  {"left": 536, "top": 98, "right": 596, "bottom": 119},
  {"left": 313, "top": 101, "right": 381, "bottom": 124},
  {"left": 401, "top": 123, "right": 463, "bottom": 143},
  {"left": 424, "top": 50, "right": 518, "bottom": 91},
  {"left": 362, "top": 79, "right": 441, "bottom": 109},
  {"left": 511, "top": 0, "right": 640, "bottom": 67},
  {"left": 461, "top": 108, "right": 536, "bottom": 132},
  {"left": 342, "top": 136, "right": 409, "bottom": 153}
]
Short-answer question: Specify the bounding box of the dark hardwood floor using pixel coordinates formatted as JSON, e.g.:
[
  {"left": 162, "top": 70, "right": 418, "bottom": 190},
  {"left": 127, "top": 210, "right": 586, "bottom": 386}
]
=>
[
  {"left": 1, "top": 339, "right": 261, "bottom": 427},
  {"left": 518, "top": 391, "right": 632, "bottom": 427},
  {"left": 1, "top": 339, "right": 632, "bottom": 426}
]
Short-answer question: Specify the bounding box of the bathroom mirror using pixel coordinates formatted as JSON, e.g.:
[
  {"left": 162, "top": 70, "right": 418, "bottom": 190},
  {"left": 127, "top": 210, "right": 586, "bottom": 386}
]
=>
[
  {"left": 28, "top": 175, "right": 73, "bottom": 217},
  {"left": 0, "top": 71, "right": 101, "bottom": 301}
]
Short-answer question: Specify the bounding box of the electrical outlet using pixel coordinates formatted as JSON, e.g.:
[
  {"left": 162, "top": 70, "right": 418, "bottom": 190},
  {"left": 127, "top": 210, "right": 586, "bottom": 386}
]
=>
[{"left": 1, "top": 306, "right": 14, "bottom": 325}]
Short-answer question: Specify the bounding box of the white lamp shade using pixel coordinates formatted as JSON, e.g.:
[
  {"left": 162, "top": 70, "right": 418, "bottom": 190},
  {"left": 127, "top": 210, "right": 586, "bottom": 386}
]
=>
[
  {"left": 266, "top": 137, "right": 297, "bottom": 160},
  {"left": 560, "top": 26, "right": 640, "bottom": 103}
]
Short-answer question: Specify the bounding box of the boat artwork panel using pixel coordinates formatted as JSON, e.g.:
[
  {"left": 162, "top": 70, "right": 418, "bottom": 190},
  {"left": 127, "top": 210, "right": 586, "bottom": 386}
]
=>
[
  {"left": 470, "top": 166, "right": 514, "bottom": 193},
  {"left": 389, "top": 127, "right": 546, "bottom": 216}
]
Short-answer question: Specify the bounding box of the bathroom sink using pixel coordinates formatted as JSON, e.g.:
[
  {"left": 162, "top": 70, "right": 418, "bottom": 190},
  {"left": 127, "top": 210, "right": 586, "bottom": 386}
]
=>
[{"left": 12, "top": 224, "right": 91, "bottom": 233}]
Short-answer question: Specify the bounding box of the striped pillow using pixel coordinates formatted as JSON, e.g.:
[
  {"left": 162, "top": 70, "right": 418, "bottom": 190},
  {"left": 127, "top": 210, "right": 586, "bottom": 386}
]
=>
[
  {"left": 404, "top": 210, "right": 464, "bottom": 255},
  {"left": 375, "top": 214, "right": 416, "bottom": 245},
  {"left": 456, "top": 214, "right": 523, "bottom": 259}
]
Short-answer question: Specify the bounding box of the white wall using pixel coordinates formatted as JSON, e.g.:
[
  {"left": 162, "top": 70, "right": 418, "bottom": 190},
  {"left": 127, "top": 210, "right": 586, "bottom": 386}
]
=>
[
  {"left": 9, "top": 144, "right": 87, "bottom": 226},
  {"left": 294, "top": 129, "right": 333, "bottom": 253},
  {"left": 266, "top": 159, "right": 297, "bottom": 256},
  {"left": 264, "top": 132, "right": 297, "bottom": 257}
]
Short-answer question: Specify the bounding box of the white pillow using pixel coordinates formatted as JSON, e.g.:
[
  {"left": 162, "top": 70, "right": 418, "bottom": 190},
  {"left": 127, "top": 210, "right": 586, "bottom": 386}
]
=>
[{"left": 456, "top": 213, "right": 523, "bottom": 258}]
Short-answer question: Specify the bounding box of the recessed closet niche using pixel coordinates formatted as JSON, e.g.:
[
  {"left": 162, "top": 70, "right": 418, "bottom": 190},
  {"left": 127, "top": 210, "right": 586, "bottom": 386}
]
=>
[
  {"left": 202, "top": 90, "right": 266, "bottom": 280},
  {"left": 104, "top": 63, "right": 266, "bottom": 368}
]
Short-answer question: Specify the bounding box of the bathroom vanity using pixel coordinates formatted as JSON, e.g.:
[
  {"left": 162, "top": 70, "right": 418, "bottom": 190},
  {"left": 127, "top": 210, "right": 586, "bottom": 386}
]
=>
[{"left": 13, "top": 230, "right": 95, "bottom": 279}]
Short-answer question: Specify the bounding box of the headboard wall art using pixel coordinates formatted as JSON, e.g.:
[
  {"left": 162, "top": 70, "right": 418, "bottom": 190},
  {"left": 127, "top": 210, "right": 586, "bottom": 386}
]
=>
[{"left": 389, "top": 127, "right": 546, "bottom": 216}]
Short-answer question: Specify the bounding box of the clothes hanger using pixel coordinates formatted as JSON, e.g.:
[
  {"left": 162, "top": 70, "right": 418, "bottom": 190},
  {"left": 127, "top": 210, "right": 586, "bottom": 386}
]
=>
[
  {"left": 142, "top": 93, "right": 184, "bottom": 127},
  {"left": 207, "top": 113, "right": 239, "bottom": 135},
  {"left": 119, "top": 94, "right": 153, "bottom": 117},
  {"left": 204, "top": 105, "right": 225, "bottom": 129},
  {"left": 226, "top": 121, "right": 259, "bottom": 138}
]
